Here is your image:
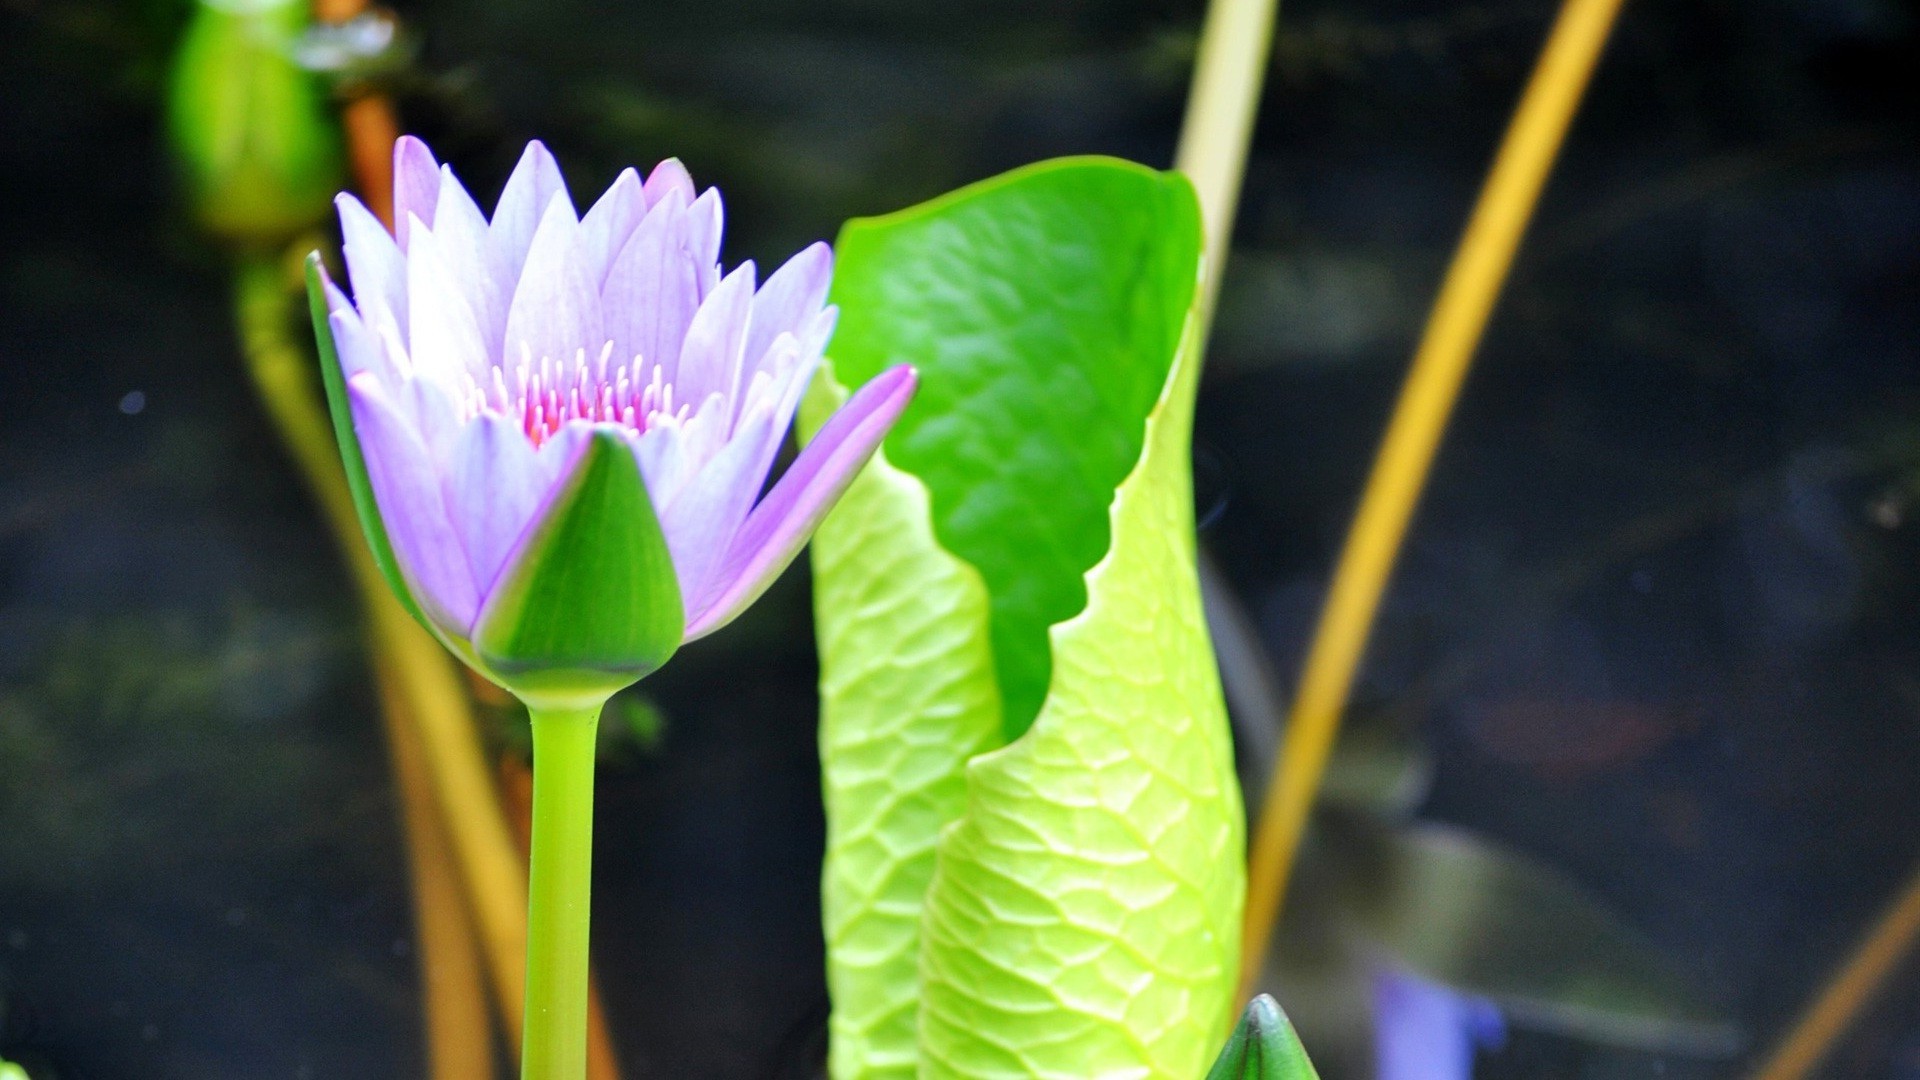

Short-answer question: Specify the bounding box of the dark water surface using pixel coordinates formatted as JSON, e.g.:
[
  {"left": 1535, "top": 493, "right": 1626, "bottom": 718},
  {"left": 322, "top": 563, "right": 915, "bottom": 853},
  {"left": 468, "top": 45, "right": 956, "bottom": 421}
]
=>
[{"left": 2, "top": 0, "right": 1918, "bottom": 1077}]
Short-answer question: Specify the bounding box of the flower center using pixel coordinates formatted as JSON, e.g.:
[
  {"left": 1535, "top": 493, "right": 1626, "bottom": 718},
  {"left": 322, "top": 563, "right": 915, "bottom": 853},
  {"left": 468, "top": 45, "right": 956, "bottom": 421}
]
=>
[{"left": 457, "top": 343, "right": 690, "bottom": 448}]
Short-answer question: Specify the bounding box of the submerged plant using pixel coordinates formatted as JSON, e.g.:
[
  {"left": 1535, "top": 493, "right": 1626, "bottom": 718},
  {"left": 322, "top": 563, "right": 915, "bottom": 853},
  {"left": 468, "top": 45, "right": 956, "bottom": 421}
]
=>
[{"left": 309, "top": 136, "right": 913, "bottom": 1080}]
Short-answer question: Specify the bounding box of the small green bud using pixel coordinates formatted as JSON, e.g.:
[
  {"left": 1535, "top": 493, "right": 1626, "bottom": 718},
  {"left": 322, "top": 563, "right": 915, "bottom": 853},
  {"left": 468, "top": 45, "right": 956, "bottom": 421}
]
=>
[
  {"left": 0, "top": 1058, "right": 30, "bottom": 1080},
  {"left": 166, "top": 0, "right": 345, "bottom": 245},
  {"left": 1205, "top": 995, "right": 1321, "bottom": 1080}
]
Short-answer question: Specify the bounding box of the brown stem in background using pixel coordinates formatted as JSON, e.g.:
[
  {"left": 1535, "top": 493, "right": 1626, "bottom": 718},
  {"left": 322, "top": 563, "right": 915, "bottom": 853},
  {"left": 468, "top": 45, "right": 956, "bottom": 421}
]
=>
[
  {"left": 234, "top": 253, "right": 497, "bottom": 1079},
  {"left": 372, "top": 654, "right": 498, "bottom": 1080},
  {"left": 338, "top": 93, "right": 400, "bottom": 227}
]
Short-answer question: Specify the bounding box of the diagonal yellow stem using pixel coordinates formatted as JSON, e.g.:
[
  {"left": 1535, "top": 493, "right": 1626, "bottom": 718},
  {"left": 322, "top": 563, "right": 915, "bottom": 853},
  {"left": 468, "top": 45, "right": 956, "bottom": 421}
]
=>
[
  {"left": 1749, "top": 861, "right": 1920, "bottom": 1080},
  {"left": 368, "top": 650, "right": 497, "bottom": 1080},
  {"left": 1238, "top": 0, "right": 1628, "bottom": 991}
]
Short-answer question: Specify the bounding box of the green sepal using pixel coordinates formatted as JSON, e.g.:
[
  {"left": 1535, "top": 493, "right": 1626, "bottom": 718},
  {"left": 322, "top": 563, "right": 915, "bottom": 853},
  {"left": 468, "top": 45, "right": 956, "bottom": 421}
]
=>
[
  {"left": 472, "top": 429, "right": 683, "bottom": 707},
  {"left": 1206, "top": 996, "right": 1320, "bottom": 1080},
  {"left": 305, "top": 253, "right": 429, "bottom": 630}
]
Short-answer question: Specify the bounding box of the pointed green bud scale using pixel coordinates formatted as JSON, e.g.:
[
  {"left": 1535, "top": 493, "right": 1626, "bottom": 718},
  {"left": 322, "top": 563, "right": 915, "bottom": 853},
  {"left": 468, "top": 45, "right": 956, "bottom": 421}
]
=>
[
  {"left": 167, "top": 0, "right": 345, "bottom": 245},
  {"left": 473, "top": 430, "right": 683, "bottom": 708},
  {"left": 305, "top": 253, "right": 429, "bottom": 630},
  {"left": 1205, "top": 996, "right": 1320, "bottom": 1080}
]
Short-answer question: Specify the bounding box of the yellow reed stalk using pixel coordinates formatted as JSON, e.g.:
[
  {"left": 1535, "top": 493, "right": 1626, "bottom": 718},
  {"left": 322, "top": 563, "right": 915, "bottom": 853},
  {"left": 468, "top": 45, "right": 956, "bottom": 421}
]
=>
[
  {"left": 1238, "top": 0, "right": 1628, "bottom": 991},
  {"left": 1750, "top": 862, "right": 1920, "bottom": 1080},
  {"left": 1174, "top": 0, "right": 1281, "bottom": 321},
  {"left": 369, "top": 651, "right": 497, "bottom": 1080}
]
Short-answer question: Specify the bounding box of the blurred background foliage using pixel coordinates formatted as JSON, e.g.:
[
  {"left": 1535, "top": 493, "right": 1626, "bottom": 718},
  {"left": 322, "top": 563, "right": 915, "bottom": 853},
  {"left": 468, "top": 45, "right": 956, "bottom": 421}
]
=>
[{"left": 1, "top": 0, "right": 1918, "bottom": 1077}]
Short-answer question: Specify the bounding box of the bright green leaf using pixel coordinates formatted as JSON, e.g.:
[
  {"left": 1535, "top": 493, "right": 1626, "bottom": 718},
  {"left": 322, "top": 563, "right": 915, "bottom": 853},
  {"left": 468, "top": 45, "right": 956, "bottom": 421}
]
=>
[
  {"left": 473, "top": 430, "right": 682, "bottom": 707},
  {"left": 1206, "top": 996, "right": 1321, "bottom": 1080},
  {"left": 810, "top": 158, "right": 1242, "bottom": 1080},
  {"left": 828, "top": 157, "right": 1200, "bottom": 739},
  {"left": 802, "top": 369, "right": 1005, "bottom": 1080}
]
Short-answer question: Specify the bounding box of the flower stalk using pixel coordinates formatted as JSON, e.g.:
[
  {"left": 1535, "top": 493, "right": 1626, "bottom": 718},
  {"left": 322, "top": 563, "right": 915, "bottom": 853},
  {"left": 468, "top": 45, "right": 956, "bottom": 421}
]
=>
[
  {"left": 311, "top": 137, "right": 914, "bottom": 1079},
  {"left": 522, "top": 702, "right": 604, "bottom": 1080}
]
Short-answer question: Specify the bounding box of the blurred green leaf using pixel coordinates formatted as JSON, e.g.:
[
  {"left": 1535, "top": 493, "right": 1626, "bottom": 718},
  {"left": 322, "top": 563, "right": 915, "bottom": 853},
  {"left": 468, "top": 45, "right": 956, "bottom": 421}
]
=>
[
  {"left": 1205, "top": 996, "right": 1321, "bottom": 1080},
  {"left": 166, "top": 0, "right": 343, "bottom": 244},
  {"left": 1327, "top": 813, "right": 1740, "bottom": 1055}
]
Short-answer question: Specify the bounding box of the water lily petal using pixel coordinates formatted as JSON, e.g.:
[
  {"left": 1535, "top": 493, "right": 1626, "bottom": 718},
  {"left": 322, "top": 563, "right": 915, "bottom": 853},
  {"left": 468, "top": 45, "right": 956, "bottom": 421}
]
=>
[
  {"left": 642, "top": 158, "right": 695, "bottom": 208},
  {"left": 686, "top": 188, "right": 724, "bottom": 295},
  {"left": 504, "top": 195, "right": 604, "bottom": 373},
  {"left": 675, "top": 261, "right": 756, "bottom": 410},
  {"left": 653, "top": 398, "right": 781, "bottom": 611},
  {"left": 328, "top": 299, "right": 401, "bottom": 385},
  {"left": 604, "top": 187, "right": 700, "bottom": 373},
  {"left": 447, "top": 412, "right": 585, "bottom": 603},
  {"left": 348, "top": 374, "right": 479, "bottom": 633},
  {"left": 581, "top": 167, "right": 645, "bottom": 286},
  {"left": 418, "top": 169, "right": 503, "bottom": 351},
  {"left": 337, "top": 192, "right": 407, "bottom": 341},
  {"left": 684, "top": 364, "right": 916, "bottom": 638},
  {"left": 1371, "top": 968, "right": 1504, "bottom": 1080},
  {"left": 490, "top": 141, "right": 571, "bottom": 285},
  {"left": 407, "top": 214, "right": 491, "bottom": 388},
  {"left": 393, "top": 135, "right": 440, "bottom": 251},
  {"left": 745, "top": 241, "right": 832, "bottom": 375},
  {"left": 633, "top": 420, "right": 691, "bottom": 509},
  {"left": 727, "top": 334, "right": 815, "bottom": 492},
  {"left": 399, "top": 370, "right": 466, "bottom": 467}
]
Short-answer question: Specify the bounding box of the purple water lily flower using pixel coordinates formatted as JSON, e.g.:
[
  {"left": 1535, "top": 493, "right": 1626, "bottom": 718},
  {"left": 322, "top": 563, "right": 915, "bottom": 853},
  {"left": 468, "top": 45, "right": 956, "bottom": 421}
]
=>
[
  {"left": 1371, "top": 966, "right": 1505, "bottom": 1080},
  {"left": 313, "top": 137, "right": 913, "bottom": 697}
]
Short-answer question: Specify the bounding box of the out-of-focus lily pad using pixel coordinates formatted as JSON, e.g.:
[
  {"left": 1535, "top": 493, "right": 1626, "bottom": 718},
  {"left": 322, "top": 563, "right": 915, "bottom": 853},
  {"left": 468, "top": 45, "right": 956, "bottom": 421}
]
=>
[
  {"left": 1325, "top": 812, "right": 1741, "bottom": 1056},
  {"left": 1315, "top": 706, "right": 1434, "bottom": 817}
]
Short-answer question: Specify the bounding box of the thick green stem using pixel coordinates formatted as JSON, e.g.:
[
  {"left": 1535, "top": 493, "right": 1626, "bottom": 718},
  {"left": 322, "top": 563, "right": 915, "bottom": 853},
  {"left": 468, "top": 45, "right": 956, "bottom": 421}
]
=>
[{"left": 522, "top": 703, "right": 603, "bottom": 1080}]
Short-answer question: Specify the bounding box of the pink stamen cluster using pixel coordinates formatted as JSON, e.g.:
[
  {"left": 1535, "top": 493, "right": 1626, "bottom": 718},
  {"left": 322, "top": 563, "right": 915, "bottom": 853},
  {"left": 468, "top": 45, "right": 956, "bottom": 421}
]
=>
[{"left": 458, "top": 344, "right": 691, "bottom": 448}]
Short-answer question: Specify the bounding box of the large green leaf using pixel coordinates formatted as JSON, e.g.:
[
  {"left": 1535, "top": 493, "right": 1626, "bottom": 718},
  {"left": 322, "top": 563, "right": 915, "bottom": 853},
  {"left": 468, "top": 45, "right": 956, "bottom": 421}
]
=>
[
  {"left": 808, "top": 158, "right": 1242, "bottom": 1080},
  {"left": 804, "top": 372, "right": 1006, "bottom": 1080},
  {"left": 829, "top": 158, "right": 1198, "bottom": 740}
]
